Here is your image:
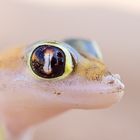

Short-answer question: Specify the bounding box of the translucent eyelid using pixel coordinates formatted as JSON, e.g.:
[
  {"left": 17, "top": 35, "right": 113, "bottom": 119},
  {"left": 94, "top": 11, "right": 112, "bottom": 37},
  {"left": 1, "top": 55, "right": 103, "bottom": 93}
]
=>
[{"left": 25, "top": 40, "right": 77, "bottom": 80}]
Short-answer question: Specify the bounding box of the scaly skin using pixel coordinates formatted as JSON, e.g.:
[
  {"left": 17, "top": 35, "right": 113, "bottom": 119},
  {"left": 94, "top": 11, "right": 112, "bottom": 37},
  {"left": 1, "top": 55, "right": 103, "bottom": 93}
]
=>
[{"left": 0, "top": 40, "right": 124, "bottom": 140}]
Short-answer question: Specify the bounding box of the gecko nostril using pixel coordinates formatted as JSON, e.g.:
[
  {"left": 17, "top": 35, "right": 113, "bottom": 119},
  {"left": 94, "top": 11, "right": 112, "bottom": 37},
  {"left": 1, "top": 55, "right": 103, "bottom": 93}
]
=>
[
  {"left": 102, "top": 75, "right": 125, "bottom": 91},
  {"left": 108, "top": 80, "right": 115, "bottom": 85},
  {"left": 102, "top": 75, "right": 115, "bottom": 85},
  {"left": 118, "top": 82, "right": 125, "bottom": 90},
  {"left": 114, "top": 78, "right": 125, "bottom": 90}
]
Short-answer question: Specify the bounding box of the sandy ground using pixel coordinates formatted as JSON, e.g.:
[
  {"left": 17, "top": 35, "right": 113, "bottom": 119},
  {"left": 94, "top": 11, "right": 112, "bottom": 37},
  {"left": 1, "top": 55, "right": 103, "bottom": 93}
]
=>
[{"left": 0, "top": 1, "right": 140, "bottom": 140}]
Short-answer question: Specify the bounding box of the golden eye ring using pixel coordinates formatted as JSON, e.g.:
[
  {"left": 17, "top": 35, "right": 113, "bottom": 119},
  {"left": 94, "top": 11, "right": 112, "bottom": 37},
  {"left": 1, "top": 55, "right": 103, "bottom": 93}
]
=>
[{"left": 27, "top": 41, "right": 75, "bottom": 80}]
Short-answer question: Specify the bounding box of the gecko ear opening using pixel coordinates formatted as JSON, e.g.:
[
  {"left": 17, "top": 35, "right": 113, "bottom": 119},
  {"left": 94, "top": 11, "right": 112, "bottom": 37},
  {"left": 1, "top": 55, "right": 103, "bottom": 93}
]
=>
[{"left": 27, "top": 41, "right": 75, "bottom": 80}]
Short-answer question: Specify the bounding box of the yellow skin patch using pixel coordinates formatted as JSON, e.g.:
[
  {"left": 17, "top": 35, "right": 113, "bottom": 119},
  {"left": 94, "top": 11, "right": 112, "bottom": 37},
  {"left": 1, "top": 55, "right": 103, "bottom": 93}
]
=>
[
  {"left": 0, "top": 47, "right": 23, "bottom": 70},
  {"left": 76, "top": 56, "right": 107, "bottom": 80}
]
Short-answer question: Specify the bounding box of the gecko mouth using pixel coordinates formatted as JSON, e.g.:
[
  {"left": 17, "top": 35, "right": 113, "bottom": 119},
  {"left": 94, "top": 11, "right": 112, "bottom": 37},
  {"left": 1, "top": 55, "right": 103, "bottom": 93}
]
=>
[
  {"left": 53, "top": 74, "right": 125, "bottom": 95},
  {"left": 112, "top": 90, "right": 124, "bottom": 94},
  {"left": 110, "top": 90, "right": 124, "bottom": 99}
]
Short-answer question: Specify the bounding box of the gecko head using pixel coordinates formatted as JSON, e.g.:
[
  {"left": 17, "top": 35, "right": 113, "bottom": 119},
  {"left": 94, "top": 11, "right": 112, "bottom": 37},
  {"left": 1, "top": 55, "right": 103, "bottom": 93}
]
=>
[
  {"left": 0, "top": 40, "right": 125, "bottom": 112},
  {"left": 22, "top": 40, "right": 124, "bottom": 110}
]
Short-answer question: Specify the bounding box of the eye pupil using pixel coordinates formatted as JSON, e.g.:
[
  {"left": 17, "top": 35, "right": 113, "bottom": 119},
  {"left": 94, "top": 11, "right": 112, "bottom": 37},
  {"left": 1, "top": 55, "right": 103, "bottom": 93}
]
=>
[
  {"left": 30, "top": 45, "right": 66, "bottom": 79},
  {"left": 51, "top": 57, "right": 57, "bottom": 65}
]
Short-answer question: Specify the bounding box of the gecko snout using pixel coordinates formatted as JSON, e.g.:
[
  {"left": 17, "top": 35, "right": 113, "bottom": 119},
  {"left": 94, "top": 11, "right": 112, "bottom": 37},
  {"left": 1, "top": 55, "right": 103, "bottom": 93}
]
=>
[{"left": 102, "top": 74, "right": 125, "bottom": 90}]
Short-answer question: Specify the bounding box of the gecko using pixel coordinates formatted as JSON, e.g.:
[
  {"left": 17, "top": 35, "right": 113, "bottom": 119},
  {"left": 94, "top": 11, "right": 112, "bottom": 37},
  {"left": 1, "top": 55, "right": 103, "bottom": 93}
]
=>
[{"left": 0, "top": 39, "right": 125, "bottom": 140}]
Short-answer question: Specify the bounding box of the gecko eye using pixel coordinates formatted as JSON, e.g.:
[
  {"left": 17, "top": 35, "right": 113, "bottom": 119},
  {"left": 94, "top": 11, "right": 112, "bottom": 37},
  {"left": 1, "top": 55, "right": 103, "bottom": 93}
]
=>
[{"left": 27, "top": 41, "right": 75, "bottom": 80}]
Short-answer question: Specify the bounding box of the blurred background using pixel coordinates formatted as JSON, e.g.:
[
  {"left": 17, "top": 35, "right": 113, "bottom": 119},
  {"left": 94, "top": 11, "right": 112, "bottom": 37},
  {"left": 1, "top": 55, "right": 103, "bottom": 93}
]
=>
[{"left": 0, "top": 0, "right": 140, "bottom": 140}]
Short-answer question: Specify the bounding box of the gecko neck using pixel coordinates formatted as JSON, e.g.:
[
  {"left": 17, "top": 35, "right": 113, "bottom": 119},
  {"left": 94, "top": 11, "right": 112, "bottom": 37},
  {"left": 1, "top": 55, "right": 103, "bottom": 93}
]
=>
[{"left": 2, "top": 106, "right": 69, "bottom": 140}]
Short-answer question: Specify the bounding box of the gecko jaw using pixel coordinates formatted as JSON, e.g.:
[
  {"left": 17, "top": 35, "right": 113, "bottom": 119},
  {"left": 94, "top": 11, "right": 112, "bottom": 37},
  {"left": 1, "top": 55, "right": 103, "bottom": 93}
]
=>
[{"left": 44, "top": 73, "right": 125, "bottom": 109}]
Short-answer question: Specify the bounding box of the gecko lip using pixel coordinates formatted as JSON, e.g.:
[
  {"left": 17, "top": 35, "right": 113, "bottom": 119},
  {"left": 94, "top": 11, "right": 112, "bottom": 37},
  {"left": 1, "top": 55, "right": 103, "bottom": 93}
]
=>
[{"left": 110, "top": 90, "right": 125, "bottom": 103}]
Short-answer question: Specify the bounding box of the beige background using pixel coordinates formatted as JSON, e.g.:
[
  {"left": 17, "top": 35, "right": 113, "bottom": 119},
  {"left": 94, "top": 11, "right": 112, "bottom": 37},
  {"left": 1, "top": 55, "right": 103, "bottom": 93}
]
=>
[{"left": 0, "top": 1, "right": 140, "bottom": 140}]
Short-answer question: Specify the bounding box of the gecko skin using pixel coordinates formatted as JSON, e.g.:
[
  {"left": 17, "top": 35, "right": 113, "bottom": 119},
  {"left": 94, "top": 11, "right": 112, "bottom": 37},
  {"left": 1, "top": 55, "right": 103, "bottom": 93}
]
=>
[{"left": 0, "top": 39, "right": 124, "bottom": 140}]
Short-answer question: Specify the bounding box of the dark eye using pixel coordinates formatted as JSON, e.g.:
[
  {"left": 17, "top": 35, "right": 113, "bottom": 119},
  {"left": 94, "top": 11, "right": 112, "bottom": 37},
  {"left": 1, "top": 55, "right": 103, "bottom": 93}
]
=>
[
  {"left": 28, "top": 41, "right": 74, "bottom": 80},
  {"left": 30, "top": 45, "right": 65, "bottom": 79}
]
